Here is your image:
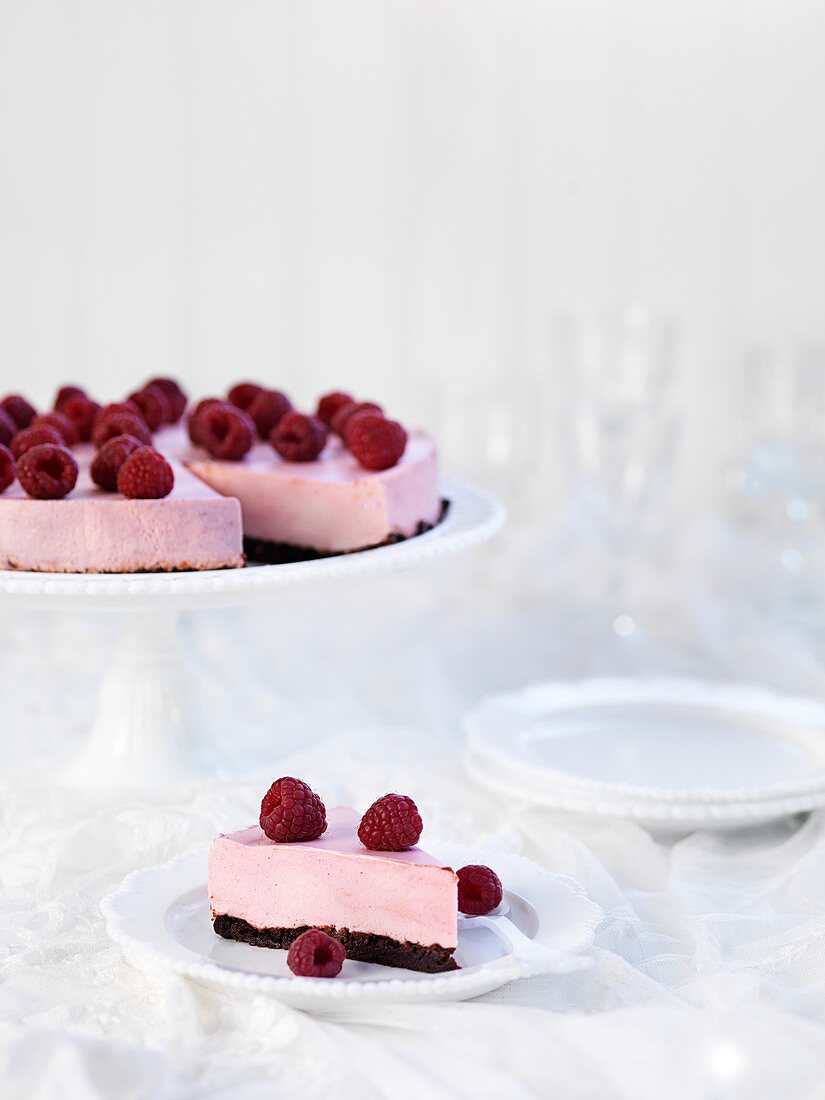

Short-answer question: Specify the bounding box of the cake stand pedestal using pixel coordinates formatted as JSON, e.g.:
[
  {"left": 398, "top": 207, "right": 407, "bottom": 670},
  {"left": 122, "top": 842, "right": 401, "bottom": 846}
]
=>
[{"left": 0, "top": 477, "right": 505, "bottom": 788}]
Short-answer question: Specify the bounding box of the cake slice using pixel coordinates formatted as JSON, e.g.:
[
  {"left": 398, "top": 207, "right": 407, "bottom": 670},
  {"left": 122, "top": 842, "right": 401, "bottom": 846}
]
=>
[{"left": 208, "top": 807, "right": 458, "bottom": 973}]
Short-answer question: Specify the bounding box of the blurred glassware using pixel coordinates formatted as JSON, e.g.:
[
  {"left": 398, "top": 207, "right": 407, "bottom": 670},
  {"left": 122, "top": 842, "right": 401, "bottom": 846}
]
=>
[
  {"left": 552, "top": 306, "right": 682, "bottom": 638},
  {"left": 725, "top": 343, "right": 825, "bottom": 631}
]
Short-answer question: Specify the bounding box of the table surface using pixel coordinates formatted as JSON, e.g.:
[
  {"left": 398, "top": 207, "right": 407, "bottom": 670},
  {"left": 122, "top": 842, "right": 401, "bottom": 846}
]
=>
[{"left": 3, "top": 516, "right": 825, "bottom": 1100}]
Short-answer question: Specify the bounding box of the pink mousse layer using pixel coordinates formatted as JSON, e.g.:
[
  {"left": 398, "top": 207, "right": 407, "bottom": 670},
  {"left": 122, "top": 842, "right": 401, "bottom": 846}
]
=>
[
  {"left": 0, "top": 444, "right": 243, "bottom": 573},
  {"left": 208, "top": 807, "right": 458, "bottom": 949},
  {"left": 183, "top": 430, "right": 441, "bottom": 553}
]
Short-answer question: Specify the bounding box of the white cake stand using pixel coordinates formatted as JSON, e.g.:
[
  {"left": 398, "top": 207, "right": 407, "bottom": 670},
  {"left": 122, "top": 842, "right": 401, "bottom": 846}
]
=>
[{"left": 0, "top": 477, "right": 505, "bottom": 788}]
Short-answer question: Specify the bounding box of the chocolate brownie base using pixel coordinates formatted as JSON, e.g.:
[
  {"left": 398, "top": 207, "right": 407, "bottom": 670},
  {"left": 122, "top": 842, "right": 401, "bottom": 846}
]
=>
[
  {"left": 213, "top": 913, "right": 458, "bottom": 973},
  {"left": 243, "top": 499, "right": 450, "bottom": 565}
]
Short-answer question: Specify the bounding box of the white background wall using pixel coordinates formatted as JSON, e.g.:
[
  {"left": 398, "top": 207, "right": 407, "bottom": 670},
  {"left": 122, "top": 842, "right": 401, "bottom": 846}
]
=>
[{"left": 1, "top": 0, "right": 824, "bottom": 510}]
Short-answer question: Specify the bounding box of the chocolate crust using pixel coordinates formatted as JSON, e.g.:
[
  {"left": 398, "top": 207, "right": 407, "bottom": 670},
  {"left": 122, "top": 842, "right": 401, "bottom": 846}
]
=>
[
  {"left": 243, "top": 499, "right": 450, "bottom": 566},
  {"left": 213, "top": 913, "right": 458, "bottom": 973}
]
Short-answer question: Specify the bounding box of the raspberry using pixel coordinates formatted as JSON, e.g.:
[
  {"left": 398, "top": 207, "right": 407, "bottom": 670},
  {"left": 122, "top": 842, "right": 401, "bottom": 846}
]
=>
[
  {"left": 90, "top": 434, "right": 142, "bottom": 491},
  {"left": 0, "top": 409, "right": 16, "bottom": 448},
  {"left": 31, "top": 412, "right": 79, "bottom": 447},
  {"left": 227, "top": 381, "right": 263, "bottom": 411},
  {"left": 145, "top": 377, "right": 188, "bottom": 423},
  {"left": 128, "top": 386, "right": 171, "bottom": 432},
  {"left": 287, "top": 929, "right": 345, "bottom": 978},
  {"left": 0, "top": 445, "right": 15, "bottom": 493},
  {"left": 63, "top": 395, "right": 101, "bottom": 442},
  {"left": 92, "top": 412, "right": 151, "bottom": 450},
  {"left": 259, "top": 777, "right": 327, "bottom": 842},
  {"left": 0, "top": 395, "right": 37, "bottom": 430},
  {"left": 270, "top": 412, "right": 328, "bottom": 462},
  {"left": 95, "top": 401, "right": 143, "bottom": 427},
  {"left": 199, "top": 402, "right": 254, "bottom": 460},
  {"left": 457, "top": 865, "right": 503, "bottom": 916},
  {"left": 330, "top": 400, "right": 382, "bottom": 438},
  {"left": 247, "top": 388, "right": 292, "bottom": 440},
  {"left": 187, "top": 397, "right": 222, "bottom": 446},
  {"left": 357, "top": 793, "right": 422, "bottom": 852},
  {"left": 11, "top": 424, "right": 64, "bottom": 460},
  {"left": 17, "top": 444, "right": 78, "bottom": 500},
  {"left": 117, "top": 446, "right": 174, "bottom": 499},
  {"left": 346, "top": 413, "right": 407, "bottom": 470},
  {"left": 54, "top": 385, "right": 86, "bottom": 413},
  {"left": 316, "top": 391, "right": 353, "bottom": 427}
]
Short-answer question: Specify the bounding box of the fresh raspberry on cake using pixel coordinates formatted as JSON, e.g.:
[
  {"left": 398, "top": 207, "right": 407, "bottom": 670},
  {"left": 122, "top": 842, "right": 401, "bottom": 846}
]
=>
[
  {"left": 0, "top": 395, "right": 37, "bottom": 430},
  {"left": 287, "top": 929, "right": 345, "bottom": 978},
  {"left": 62, "top": 395, "right": 101, "bottom": 442},
  {"left": 53, "top": 385, "right": 86, "bottom": 413},
  {"left": 199, "top": 402, "right": 255, "bottom": 460},
  {"left": 11, "top": 424, "right": 64, "bottom": 460},
  {"left": 187, "top": 397, "right": 222, "bottom": 445},
  {"left": 330, "top": 400, "right": 383, "bottom": 438},
  {"left": 247, "top": 388, "right": 292, "bottom": 440},
  {"left": 227, "top": 381, "right": 263, "bottom": 412},
  {"left": 31, "top": 412, "right": 79, "bottom": 447},
  {"left": 95, "top": 400, "right": 143, "bottom": 426},
  {"left": 346, "top": 413, "right": 407, "bottom": 470},
  {"left": 90, "top": 434, "right": 142, "bottom": 492},
  {"left": 92, "top": 412, "right": 151, "bottom": 450},
  {"left": 128, "top": 386, "right": 171, "bottom": 432},
  {"left": 117, "top": 446, "right": 175, "bottom": 499},
  {"left": 457, "top": 865, "right": 502, "bottom": 916},
  {"left": 17, "top": 443, "right": 78, "bottom": 500},
  {"left": 357, "top": 793, "right": 423, "bottom": 851},
  {"left": 316, "top": 391, "right": 353, "bottom": 427},
  {"left": 259, "top": 776, "right": 327, "bottom": 842},
  {"left": 145, "top": 377, "right": 188, "bottom": 423},
  {"left": 270, "top": 412, "right": 328, "bottom": 462},
  {"left": 0, "top": 445, "right": 15, "bottom": 494},
  {"left": 0, "top": 408, "right": 16, "bottom": 448}
]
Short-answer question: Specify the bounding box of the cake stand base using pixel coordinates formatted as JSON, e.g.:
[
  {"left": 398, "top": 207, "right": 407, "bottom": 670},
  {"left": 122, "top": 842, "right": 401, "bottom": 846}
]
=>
[{"left": 63, "top": 609, "right": 221, "bottom": 788}]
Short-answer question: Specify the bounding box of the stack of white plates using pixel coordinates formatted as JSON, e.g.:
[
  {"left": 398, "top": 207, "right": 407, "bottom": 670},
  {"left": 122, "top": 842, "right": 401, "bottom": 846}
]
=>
[{"left": 464, "top": 678, "right": 825, "bottom": 830}]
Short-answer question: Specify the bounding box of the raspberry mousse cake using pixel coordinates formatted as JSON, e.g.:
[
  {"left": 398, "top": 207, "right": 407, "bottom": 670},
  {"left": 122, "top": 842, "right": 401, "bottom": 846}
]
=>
[
  {"left": 208, "top": 780, "right": 460, "bottom": 973},
  {"left": 0, "top": 381, "right": 443, "bottom": 572}
]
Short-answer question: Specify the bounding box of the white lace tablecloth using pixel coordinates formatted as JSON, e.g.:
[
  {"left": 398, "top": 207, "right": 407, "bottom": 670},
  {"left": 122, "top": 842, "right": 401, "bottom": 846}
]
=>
[{"left": 4, "top": 521, "right": 825, "bottom": 1099}]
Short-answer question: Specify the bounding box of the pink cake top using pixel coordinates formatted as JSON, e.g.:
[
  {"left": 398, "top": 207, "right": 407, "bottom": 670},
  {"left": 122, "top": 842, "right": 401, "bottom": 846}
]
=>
[{"left": 223, "top": 807, "right": 446, "bottom": 866}]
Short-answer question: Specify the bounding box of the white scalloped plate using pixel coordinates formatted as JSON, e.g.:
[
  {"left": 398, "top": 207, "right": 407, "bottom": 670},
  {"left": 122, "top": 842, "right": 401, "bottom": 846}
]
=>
[
  {"left": 464, "top": 678, "right": 825, "bottom": 829},
  {"left": 102, "top": 843, "right": 601, "bottom": 1011},
  {"left": 0, "top": 477, "right": 505, "bottom": 610}
]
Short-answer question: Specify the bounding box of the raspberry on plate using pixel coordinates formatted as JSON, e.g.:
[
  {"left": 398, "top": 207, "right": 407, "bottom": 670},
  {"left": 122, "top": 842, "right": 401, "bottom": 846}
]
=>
[
  {"left": 270, "top": 412, "right": 328, "bottom": 462},
  {"left": 457, "top": 865, "right": 503, "bottom": 916},
  {"left": 247, "top": 388, "right": 292, "bottom": 440},
  {"left": 145, "top": 377, "right": 188, "bottom": 423},
  {"left": 330, "top": 400, "right": 382, "bottom": 438},
  {"left": 62, "top": 395, "right": 101, "bottom": 442},
  {"left": 316, "top": 391, "right": 353, "bottom": 427},
  {"left": 0, "top": 408, "right": 17, "bottom": 448},
  {"left": 11, "top": 424, "right": 64, "bottom": 460},
  {"left": 117, "top": 446, "right": 175, "bottom": 499},
  {"left": 227, "top": 381, "right": 263, "bottom": 411},
  {"left": 54, "top": 385, "right": 86, "bottom": 413},
  {"left": 187, "top": 397, "right": 222, "bottom": 446},
  {"left": 90, "top": 434, "right": 143, "bottom": 492},
  {"left": 287, "top": 929, "right": 345, "bottom": 978},
  {"left": 17, "top": 444, "right": 78, "bottom": 500},
  {"left": 92, "top": 412, "right": 151, "bottom": 450},
  {"left": 31, "top": 411, "right": 79, "bottom": 447},
  {"left": 0, "top": 394, "right": 37, "bottom": 430},
  {"left": 260, "top": 777, "right": 327, "bottom": 842},
  {"left": 199, "top": 402, "right": 255, "bottom": 460},
  {"left": 0, "top": 445, "right": 15, "bottom": 493},
  {"left": 346, "top": 414, "right": 407, "bottom": 471},
  {"left": 357, "top": 793, "right": 422, "bottom": 852},
  {"left": 128, "top": 386, "right": 171, "bottom": 432}
]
